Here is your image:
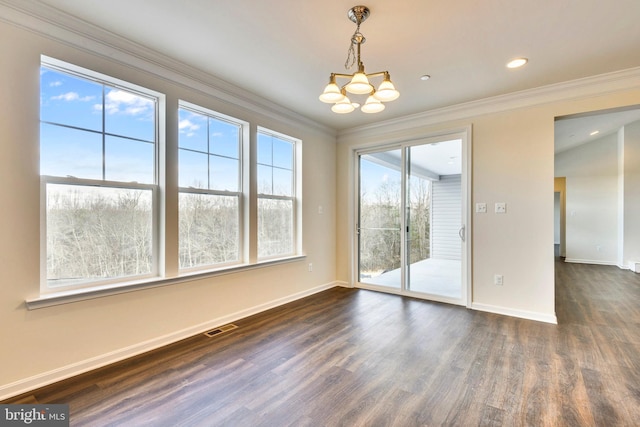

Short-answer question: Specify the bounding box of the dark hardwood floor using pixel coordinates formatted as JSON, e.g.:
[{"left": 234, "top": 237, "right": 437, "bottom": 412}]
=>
[{"left": 4, "top": 260, "right": 640, "bottom": 426}]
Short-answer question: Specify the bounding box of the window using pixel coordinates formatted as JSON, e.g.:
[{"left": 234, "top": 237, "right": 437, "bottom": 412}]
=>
[
  {"left": 257, "top": 130, "right": 297, "bottom": 259},
  {"left": 40, "top": 57, "right": 160, "bottom": 292},
  {"left": 178, "top": 102, "right": 244, "bottom": 270},
  {"left": 36, "top": 57, "right": 302, "bottom": 305}
]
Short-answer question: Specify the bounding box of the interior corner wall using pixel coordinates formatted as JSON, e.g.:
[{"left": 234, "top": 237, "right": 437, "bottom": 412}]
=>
[
  {"left": 0, "top": 18, "right": 337, "bottom": 398},
  {"left": 555, "top": 134, "right": 619, "bottom": 264},
  {"left": 623, "top": 120, "right": 640, "bottom": 267}
]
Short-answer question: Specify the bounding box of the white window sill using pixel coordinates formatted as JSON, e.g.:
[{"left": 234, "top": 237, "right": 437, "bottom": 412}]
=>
[{"left": 26, "top": 255, "right": 306, "bottom": 310}]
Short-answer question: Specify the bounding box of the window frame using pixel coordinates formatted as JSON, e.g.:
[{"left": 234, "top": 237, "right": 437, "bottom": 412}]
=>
[
  {"left": 39, "top": 56, "right": 163, "bottom": 294},
  {"left": 177, "top": 101, "right": 247, "bottom": 272},
  {"left": 256, "top": 128, "right": 300, "bottom": 260}
]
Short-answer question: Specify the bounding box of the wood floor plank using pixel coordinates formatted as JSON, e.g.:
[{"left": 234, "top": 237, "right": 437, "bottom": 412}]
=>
[{"left": 3, "top": 260, "right": 640, "bottom": 426}]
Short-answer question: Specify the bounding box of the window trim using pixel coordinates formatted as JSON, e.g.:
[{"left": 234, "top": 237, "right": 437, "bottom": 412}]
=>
[
  {"left": 256, "top": 127, "right": 301, "bottom": 260},
  {"left": 28, "top": 254, "right": 306, "bottom": 310},
  {"left": 39, "top": 56, "right": 164, "bottom": 294},
  {"left": 177, "top": 100, "right": 248, "bottom": 272}
]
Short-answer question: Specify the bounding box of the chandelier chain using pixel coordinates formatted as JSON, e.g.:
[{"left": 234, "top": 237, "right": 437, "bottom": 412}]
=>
[{"left": 344, "top": 23, "right": 362, "bottom": 70}]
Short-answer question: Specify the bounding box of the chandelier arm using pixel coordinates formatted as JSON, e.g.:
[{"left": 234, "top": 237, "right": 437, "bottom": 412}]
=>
[
  {"left": 332, "top": 73, "right": 359, "bottom": 79},
  {"left": 363, "top": 71, "right": 390, "bottom": 78},
  {"left": 331, "top": 71, "right": 390, "bottom": 79}
]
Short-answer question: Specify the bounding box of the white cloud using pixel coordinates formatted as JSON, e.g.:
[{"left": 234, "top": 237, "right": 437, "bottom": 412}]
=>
[
  {"left": 104, "top": 89, "right": 153, "bottom": 116},
  {"left": 51, "top": 92, "right": 79, "bottom": 101},
  {"left": 51, "top": 92, "right": 94, "bottom": 102},
  {"left": 49, "top": 81, "right": 63, "bottom": 87},
  {"left": 179, "top": 119, "right": 201, "bottom": 136}
]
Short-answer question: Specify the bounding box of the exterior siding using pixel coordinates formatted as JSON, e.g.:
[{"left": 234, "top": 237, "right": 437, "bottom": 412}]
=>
[{"left": 431, "top": 174, "right": 461, "bottom": 260}]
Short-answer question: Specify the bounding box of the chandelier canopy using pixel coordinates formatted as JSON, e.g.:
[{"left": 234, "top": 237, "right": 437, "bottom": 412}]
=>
[{"left": 319, "top": 5, "right": 399, "bottom": 114}]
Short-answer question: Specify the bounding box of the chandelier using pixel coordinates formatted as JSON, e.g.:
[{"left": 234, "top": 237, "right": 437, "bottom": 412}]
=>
[{"left": 319, "top": 5, "right": 399, "bottom": 114}]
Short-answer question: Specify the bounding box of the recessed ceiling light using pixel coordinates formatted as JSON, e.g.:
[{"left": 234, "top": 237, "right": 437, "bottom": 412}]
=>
[
  {"left": 506, "top": 58, "right": 528, "bottom": 69},
  {"left": 590, "top": 130, "right": 600, "bottom": 136},
  {"left": 420, "top": 74, "right": 431, "bottom": 81}
]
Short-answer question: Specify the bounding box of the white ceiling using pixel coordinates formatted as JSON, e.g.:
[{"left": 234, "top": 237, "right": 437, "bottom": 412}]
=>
[
  {"left": 555, "top": 107, "right": 640, "bottom": 153},
  {"left": 28, "top": 0, "right": 640, "bottom": 132}
]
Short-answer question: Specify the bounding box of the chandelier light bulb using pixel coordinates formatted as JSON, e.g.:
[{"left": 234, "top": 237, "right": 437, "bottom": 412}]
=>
[
  {"left": 331, "top": 96, "right": 356, "bottom": 114},
  {"left": 373, "top": 76, "right": 399, "bottom": 102},
  {"left": 361, "top": 95, "right": 385, "bottom": 113},
  {"left": 319, "top": 76, "right": 345, "bottom": 103},
  {"left": 345, "top": 72, "right": 373, "bottom": 95}
]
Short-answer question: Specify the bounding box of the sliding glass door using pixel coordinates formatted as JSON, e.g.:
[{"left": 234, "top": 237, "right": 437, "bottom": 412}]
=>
[
  {"left": 356, "top": 137, "right": 467, "bottom": 305},
  {"left": 358, "top": 149, "right": 403, "bottom": 289}
]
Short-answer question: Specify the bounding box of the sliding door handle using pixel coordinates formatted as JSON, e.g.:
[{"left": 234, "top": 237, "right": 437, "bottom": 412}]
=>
[{"left": 458, "top": 225, "right": 465, "bottom": 242}]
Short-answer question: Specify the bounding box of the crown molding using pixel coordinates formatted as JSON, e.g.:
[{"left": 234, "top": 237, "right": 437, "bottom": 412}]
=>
[
  {"left": 0, "top": 0, "right": 335, "bottom": 138},
  {"left": 3, "top": 0, "right": 639, "bottom": 143},
  {"left": 338, "top": 67, "right": 640, "bottom": 143}
]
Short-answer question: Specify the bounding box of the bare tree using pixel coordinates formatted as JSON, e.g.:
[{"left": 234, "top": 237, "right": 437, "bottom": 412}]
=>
[
  {"left": 359, "top": 176, "right": 430, "bottom": 276},
  {"left": 46, "top": 187, "right": 153, "bottom": 285}
]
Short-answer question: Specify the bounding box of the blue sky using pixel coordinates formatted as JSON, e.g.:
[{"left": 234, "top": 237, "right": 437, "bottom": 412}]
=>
[
  {"left": 40, "top": 66, "right": 155, "bottom": 184},
  {"left": 41, "top": 66, "right": 295, "bottom": 195},
  {"left": 360, "top": 152, "right": 401, "bottom": 203},
  {"left": 178, "top": 108, "right": 240, "bottom": 191}
]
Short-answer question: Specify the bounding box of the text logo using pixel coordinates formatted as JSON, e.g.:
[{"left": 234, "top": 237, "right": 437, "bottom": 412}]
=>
[{"left": 0, "top": 405, "right": 69, "bottom": 426}]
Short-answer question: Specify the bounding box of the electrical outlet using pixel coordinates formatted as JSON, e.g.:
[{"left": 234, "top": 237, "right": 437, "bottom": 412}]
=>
[
  {"left": 308, "top": 263, "right": 313, "bottom": 272},
  {"left": 494, "top": 274, "right": 503, "bottom": 286},
  {"left": 475, "top": 203, "right": 487, "bottom": 213},
  {"left": 495, "top": 202, "right": 506, "bottom": 214}
]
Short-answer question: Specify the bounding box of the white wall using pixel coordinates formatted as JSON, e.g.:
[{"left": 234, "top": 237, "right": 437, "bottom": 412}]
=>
[
  {"left": 0, "top": 17, "right": 337, "bottom": 398},
  {"left": 555, "top": 134, "right": 619, "bottom": 264},
  {"left": 554, "top": 119, "right": 640, "bottom": 268},
  {"left": 623, "top": 121, "right": 640, "bottom": 267}
]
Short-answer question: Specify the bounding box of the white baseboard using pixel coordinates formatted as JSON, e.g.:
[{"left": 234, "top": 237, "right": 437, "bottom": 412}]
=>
[
  {"left": 0, "top": 281, "right": 339, "bottom": 401},
  {"left": 335, "top": 281, "right": 351, "bottom": 288},
  {"left": 565, "top": 259, "right": 638, "bottom": 271},
  {"left": 564, "top": 258, "right": 617, "bottom": 266},
  {"left": 471, "top": 303, "right": 558, "bottom": 324}
]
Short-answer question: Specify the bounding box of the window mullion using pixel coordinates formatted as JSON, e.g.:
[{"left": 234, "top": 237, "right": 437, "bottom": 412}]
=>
[{"left": 102, "top": 84, "right": 106, "bottom": 181}]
